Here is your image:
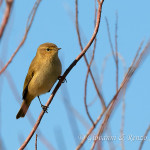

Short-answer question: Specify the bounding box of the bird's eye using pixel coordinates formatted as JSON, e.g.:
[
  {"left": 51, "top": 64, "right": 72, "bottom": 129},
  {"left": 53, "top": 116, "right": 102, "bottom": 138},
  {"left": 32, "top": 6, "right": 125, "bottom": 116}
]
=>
[{"left": 46, "top": 48, "right": 50, "bottom": 51}]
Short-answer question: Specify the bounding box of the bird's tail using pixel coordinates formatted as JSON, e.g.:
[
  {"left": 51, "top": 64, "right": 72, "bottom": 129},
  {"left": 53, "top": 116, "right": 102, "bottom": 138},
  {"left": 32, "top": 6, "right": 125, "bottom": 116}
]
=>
[{"left": 16, "top": 100, "right": 31, "bottom": 119}]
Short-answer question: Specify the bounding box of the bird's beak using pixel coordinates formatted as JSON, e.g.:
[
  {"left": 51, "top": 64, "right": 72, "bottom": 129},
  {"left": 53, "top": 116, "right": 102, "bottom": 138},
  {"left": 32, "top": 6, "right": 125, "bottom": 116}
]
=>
[{"left": 57, "top": 48, "right": 61, "bottom": 50}]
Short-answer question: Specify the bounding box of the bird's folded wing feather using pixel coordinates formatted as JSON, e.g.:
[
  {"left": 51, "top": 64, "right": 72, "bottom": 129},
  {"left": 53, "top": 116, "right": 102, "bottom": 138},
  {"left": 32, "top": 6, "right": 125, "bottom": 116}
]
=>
[{"left": 22, "top": 57, "right": 37, "bottom": 100}]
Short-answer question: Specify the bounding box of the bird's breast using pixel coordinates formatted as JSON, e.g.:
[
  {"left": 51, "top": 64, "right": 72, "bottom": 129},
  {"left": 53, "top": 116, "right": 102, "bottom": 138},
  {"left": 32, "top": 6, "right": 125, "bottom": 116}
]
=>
[{"left": 28, "top": 58, "right": 62, "bottom": 96}]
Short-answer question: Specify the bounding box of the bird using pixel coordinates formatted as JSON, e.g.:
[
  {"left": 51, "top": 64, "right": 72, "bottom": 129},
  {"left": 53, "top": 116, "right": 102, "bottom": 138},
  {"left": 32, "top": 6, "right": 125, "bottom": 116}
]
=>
[{"left": 16, "top": 43, "right": 62, "bottom": 119}]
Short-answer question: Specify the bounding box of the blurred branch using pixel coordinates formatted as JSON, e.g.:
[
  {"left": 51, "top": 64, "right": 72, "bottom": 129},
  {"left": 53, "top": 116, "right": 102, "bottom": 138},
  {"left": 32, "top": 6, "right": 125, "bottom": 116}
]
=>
[
  {"left": 0, "top": 0, "right": 13, "bottom": 39},
  {"left": 0, "top": 0, "right": 3, "bottom": 7},
  {"left": 90, "top": 41, "right": 150, "bottom": 149},
  {"left": 19, "top": 0, "right": 104, "bottom": 149},
  {"left": 18, "top": 134, "right": 28, "bottom": 150},
  {"left": 0, "top": 0, "right": 42, "bottom": 75},
  {"left": 115, "top": 12, "right": 119, "bottom": 91},
  {"left": 54, "top": 127, "right": 67, "bottom": 150},
  {"left": 139, "top": 125, "right": 150, "bottom": 150},
  {"left": 70, "top": 103, "right": 91, "bottom": 130},
  {"left": 35, "top": 134, "right": 37, "bottom": 150},
  {"left": 75, "top": 0, "right": 106, "bottom": 109},
  {"left": 120, "top": 90, "right": 126, "bottom": 150},
  {"left": 61, "top": 84, "right": 83, "bottom": 146},
  {"left": 0, "top": 137, "right": 6, "bottom": 150}
]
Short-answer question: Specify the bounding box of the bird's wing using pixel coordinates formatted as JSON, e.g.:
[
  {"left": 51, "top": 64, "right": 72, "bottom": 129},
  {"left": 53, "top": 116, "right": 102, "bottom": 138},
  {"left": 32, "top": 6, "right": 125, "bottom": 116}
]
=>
[{"left": 22, "top": 57, "right": 36, "bottom": 99}]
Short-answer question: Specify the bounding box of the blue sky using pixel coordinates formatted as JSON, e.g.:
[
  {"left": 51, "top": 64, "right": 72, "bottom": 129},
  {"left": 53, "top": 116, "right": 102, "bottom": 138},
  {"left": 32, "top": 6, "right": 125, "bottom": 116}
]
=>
[{"left": 0, "top": 0, "right": 150, "bottom": 150}]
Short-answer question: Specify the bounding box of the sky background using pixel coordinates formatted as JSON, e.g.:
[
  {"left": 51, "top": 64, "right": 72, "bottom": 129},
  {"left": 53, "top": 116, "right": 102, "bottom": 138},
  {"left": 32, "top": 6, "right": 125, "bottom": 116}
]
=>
[{"left": 0, "top": 0, "right": 150, "bottom": 150}]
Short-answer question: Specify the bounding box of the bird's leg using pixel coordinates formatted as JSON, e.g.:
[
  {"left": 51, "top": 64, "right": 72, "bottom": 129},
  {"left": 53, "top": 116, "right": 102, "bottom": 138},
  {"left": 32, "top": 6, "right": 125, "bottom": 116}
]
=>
[
  {"left": 58, "top": 76, "right": 67, "bottom": 83},
  {"left": 37, "top": 96, "right": 48, "bottom": 113}
]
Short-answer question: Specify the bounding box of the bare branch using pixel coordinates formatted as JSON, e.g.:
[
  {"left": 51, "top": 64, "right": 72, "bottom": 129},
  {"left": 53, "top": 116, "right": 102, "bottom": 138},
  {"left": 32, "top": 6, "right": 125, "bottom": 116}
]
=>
[
  {"left": 0, "top": 0, "right": 3, "bottom": 7},
  {"left": 77, "top": 40, "right": 150, "bottom": 150},
  {"left": 90, "top": 41, "right": 150, "bottom": 149},
  {"left": 139, "top": 125, "right": 150, "bottom": 150},
  {"left": 19, "top": 1, "right": 104, "bottom": 149},
  {"left": 105, "top": 17, "right": 115, "bottom": 60},
  {"left": 75, "top": 0, "right": 106, "bottom": 108},
  {"left": 120, "top": 91, "right": 126, "bottom": 150},
  {"left": 0, "top": 0, "right": 13, "bottom": 39},
  {"left": 84, "top": 0, "right": 97, "bottom": 126},
  {"left": 106, "top": 14, "right": 119, "bottom": 91},
  {"left": 115, "top": 12, "right": 119, "bottom": 91},
  {"left": 0, "top": 0, "right": 42, "bottom": 75},
  {"left": 84, "top": 41, "right": 96, "bottom": 125},
  {"left": 35, "top": 134, "right": 37, "bottom": 150}
]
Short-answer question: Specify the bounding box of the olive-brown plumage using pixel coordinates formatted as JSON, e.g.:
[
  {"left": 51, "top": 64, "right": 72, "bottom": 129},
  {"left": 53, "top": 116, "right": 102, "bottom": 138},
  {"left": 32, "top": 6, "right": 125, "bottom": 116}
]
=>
[{"left": 16, "top": 43, "right": 62, "bottom": 119}]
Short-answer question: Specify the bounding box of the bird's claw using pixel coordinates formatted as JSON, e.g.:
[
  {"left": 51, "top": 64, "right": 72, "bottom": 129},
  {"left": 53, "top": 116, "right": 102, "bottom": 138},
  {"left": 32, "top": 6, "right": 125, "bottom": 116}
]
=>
[
  {"left": 41, "top": 104, "right": 49, "bottom": 113},
  {"left": 58, "top": 76, "right": 67, "bottom": 83}
]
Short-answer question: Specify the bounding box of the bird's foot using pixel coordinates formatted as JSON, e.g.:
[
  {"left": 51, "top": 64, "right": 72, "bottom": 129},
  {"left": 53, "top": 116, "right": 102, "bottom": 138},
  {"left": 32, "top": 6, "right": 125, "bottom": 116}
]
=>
[
  {"left": 58, "top": 76, "right": 67, "bottom": 83},
  {"left": 37, "top": 96, "right": 49, "bottom": 113},
  {"left": 41, "top": 104, "right": 49, "bottom": 113}
]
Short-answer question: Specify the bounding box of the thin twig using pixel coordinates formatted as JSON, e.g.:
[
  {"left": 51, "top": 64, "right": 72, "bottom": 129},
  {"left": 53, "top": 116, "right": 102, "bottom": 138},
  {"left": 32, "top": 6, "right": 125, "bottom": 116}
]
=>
[
  {"left": 139, "top": 125, "right": 150, "bottom": 150},
  {"left": 120, "top": 55, "right": 127, "bottom": 150},
  {"left": 0, "top": 0, "right": 3, "bottom": 7},
  {"left": 19, "top": 1, "right": 104, "bottom": 149},
  {"left": 84, "top": 40, "right": 96, "bottom": 125},
  {"left": 75, "top": 0, "right": 106, "bottom": 109},
  {"left": 35, "top": 134, "right": 37, "bottom": 150},
  {"left": 106, "top": 15, "right": 119, "bottom": 91},
  {"left": 100, "top": 52, "right": 126, "bottom": 88},
  {"left": 105, "top": 17, "right": 115, "bottom": 60},
  {"left": 0, "top": 0, "right": 13, "bottom": 39},
  {"left": 90, "top": 41, "right": 150, "bottom": 149},
  {"left": 131, "top": 40, "right": 144, "bottom": 67},
  {"left": 120, "top": 90, "right": 126, "bottom": 150},
  {"left": 77, "top": 40, "right": 150, "bottom": 150},
  {"left": 99, "top": 51, "right": 127, "bottom": 150},
  {"left": 84, "top": 0, "right": 97, "bottom": 126},
  {"left": 0, "top": 0, "right": 42, "bottom": 75},
  {"left": 115, "top": 12, "right": 119, "bottom": 91}
]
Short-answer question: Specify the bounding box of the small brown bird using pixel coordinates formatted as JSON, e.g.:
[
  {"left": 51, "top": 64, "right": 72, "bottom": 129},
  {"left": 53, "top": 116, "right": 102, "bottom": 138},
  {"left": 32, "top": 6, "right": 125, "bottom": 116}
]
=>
[{"left": 16, "top": 43, "right": 62, "bottom": 119}]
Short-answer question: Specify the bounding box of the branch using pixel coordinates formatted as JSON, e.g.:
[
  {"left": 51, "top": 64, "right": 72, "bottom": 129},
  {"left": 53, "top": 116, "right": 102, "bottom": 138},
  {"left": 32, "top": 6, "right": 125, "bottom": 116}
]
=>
[
  {"left": 0, "top": 0, "right": 13, "bottom": 39},
  {"left": 105, "top": 17, "right": 115, "bottom": 60},
  {"left": 90, "top": 41, "right": 150, "bottom": 149},
  {"left": 19, "top": 0, "right": 104, "bottom": 149},
  {"left": 0, "top": 0, "right": 42, "bottom": 75},
  {"left": 84, "top": 0, "right": 97, "bottom": 126},
  {"left": 84, "top": 39, "right": 96, "bottom": 125},
  {"left": 77, "top": 40, "right": 150, "bottom": 150},
  {"left": 35, "top": 134, "right": 37, "bottom": 150},
  {"left": 115, "top": 12, "right": 119, "bottom": 91},
  {"left": 139, "top": 125, "right": 150, "bottom": 150},
  {"left": 0, "top": 0, "right": 3, "bottom": 7},
  {"left": 75, "top": 0, "right": 106, "bottom": 108},
  {"left": 106, "top": 14, "right": 119, "bottom": 91}
]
